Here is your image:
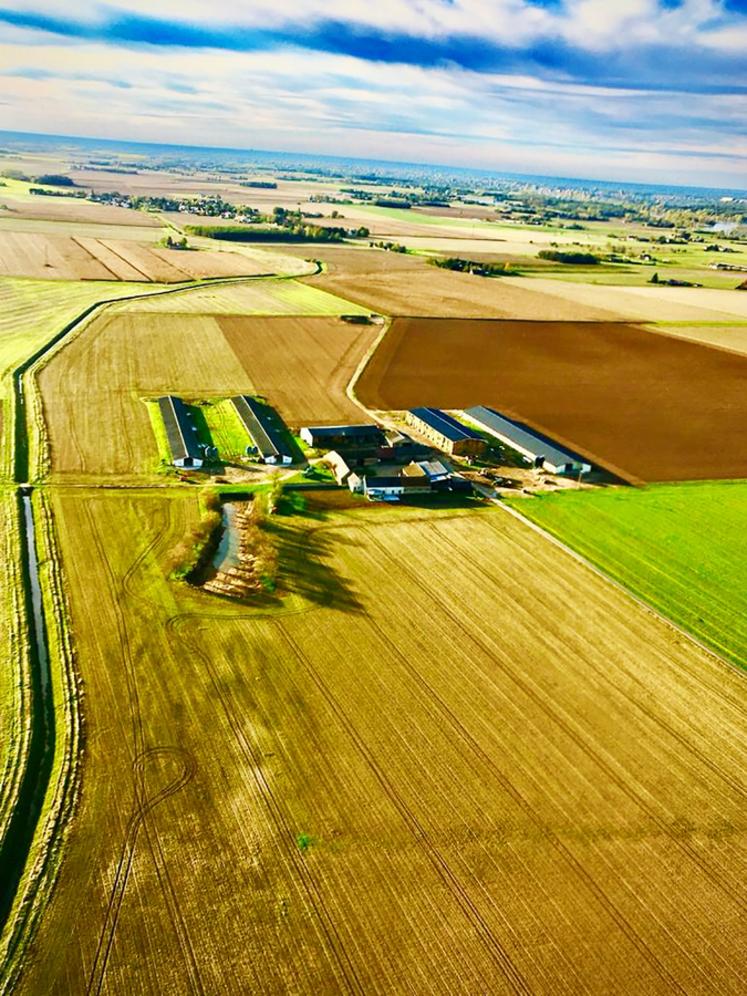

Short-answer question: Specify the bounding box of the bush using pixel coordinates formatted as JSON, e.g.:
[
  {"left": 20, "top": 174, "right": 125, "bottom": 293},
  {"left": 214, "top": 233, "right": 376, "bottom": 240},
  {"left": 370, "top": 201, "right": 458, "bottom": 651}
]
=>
[
  {"left": 537, "top": 250, "right": 600, "bottom": 265},
  {"left": 35, "top": 174, "right": 76, "bottom": 186}
]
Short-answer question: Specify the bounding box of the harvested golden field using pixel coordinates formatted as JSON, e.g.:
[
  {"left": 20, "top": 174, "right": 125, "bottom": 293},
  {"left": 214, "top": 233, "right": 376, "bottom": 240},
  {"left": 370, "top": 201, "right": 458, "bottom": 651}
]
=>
[
  {"left": 298, "top": 245, "right": 623, "bottom": 318},
  {"left": 644, "top": 323, "right": 747, "bottom": 355},
  {"left": 37, "top": 312, "right": 249, "bottom": 480},
  {"left": 0, "top": 231, "right": 269, "bottom": 282},
  {"left": 515, "top": 276, "right": 747, "bottom": 322},
  {"left": 16, "top": 494, "right": 747, "bottom": 995},
  {"left": 219, "top": 315, "right": 379, "bottom": 425}
]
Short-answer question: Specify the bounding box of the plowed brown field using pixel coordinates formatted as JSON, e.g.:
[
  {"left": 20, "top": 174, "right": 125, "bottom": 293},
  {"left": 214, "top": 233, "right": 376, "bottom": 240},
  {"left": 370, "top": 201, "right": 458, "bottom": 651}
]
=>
[
  {"left": 295, "top": 246, "right": 622, "bottom": 319},
  {"left": 219, "top": 315, "right": 379, "bottom": 426},
  {"left": 356, "top": 317, "right": 747, "bottom": 482},
  {"left": 16, "top": 496, "right": 747, "bottom": 995}
]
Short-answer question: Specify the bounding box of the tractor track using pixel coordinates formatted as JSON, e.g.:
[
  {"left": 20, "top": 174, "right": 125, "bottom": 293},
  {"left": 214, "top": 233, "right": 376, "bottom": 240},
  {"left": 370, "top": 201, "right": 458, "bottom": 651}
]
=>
[
  {"left": 178, "top": 621, "right": 367, "bottom": 996},
  {"left": 275, "top": 623, "right": 533, "bottom": 996}
]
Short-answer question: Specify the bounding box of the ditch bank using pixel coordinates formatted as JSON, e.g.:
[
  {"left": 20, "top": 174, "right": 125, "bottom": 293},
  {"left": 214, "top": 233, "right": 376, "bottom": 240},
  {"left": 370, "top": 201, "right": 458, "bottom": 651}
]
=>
[{"left": 0, "top": 489, "right": 55, "bottom": 933}]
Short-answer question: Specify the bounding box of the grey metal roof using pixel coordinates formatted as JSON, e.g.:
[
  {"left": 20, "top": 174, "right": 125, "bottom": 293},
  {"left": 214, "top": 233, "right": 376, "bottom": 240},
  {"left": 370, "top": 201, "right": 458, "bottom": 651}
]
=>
[
  {"left": 233, "top": 396, "right": 291, "bottom": 461},
  {"left": 417, "top": 459, "right": 450, "bottom": 479},
  {"left": 409, "top": 407, "right": 483, "bottom": 443},
  {"left": 464, "top": 406, "right": 589, "bottom": 468},
  {"left": 157, "top": 395, "right": 203, "bottom": 463}
]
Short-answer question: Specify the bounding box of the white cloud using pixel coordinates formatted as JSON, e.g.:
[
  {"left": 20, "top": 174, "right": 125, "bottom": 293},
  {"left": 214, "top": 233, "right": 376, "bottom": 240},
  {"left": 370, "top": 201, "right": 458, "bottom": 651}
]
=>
[{"left": 0, "top": 2, "right": 744, "bottom": 186}]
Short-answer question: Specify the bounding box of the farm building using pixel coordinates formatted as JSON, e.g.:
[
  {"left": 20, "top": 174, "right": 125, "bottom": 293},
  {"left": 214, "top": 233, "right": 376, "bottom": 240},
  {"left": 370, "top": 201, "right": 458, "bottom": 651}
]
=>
[
  {"left": 157, "top": 395, "right": 204, "bottom": 468},
  {"left": 463, "top": 405, "right": 592, "bottom": 475},
  {"left": 325, "top": 448, "right": 381, "bottom": 486},
  {"left": 412, "top": 459, "right": 451, "bottom": 483},
  {"left": 300, "top": 424, "right": 386, "bottom": 449},
  {"left": 232, "top": 395, "right": 293, "bottom": 465},
  {"left": 407, "top": 408, "right": 487, "bottom": 457},
  {"left": 361, "top": 475, "right": 432, "bottom": 501}
]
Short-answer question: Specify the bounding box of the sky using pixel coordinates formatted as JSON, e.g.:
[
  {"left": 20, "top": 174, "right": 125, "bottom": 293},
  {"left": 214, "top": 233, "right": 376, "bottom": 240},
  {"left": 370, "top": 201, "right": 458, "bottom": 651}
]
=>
[{"left": 0, "top": 1, "right": 745, "bottom": 187}]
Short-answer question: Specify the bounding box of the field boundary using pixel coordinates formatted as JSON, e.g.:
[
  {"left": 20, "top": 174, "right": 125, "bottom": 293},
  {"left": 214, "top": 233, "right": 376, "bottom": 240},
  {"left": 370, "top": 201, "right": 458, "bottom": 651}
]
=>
[
  {"left": 497, "top": 498, "right": 742, "bottom": 675},
  {"left": 346, "top": 318, "right": 391, "bottom": 423}
]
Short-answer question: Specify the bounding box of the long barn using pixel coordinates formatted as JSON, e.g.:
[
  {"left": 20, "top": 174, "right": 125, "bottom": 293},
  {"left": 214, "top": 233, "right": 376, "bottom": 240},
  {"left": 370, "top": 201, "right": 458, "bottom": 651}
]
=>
[
  {"left": 157, "top": 396, "right": 204, "bottom": 468},
  {"left": 463, "top": 405, "right": 592, "bottom": 475},
  {"left": 232, "top": 395, "right": 293, "bottom": 465},
  {"left": 407, "top": 407, "right": 486, "bottom": 457}
]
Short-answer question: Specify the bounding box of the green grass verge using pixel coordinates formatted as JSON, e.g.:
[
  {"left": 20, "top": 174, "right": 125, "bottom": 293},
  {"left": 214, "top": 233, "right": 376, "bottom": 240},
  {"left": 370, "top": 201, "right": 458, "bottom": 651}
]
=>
[
  {"left": 201, "top": 399, "right": 251, "bottom": 460},
  {"left": 116, "top": 277, "right": 370, "bottom": 316},
  {"left": 144, "top": 400, "right": 174, "bottom": 471},
  {"left": 505, "top": 482, "right": 747, "bottom": 668}
]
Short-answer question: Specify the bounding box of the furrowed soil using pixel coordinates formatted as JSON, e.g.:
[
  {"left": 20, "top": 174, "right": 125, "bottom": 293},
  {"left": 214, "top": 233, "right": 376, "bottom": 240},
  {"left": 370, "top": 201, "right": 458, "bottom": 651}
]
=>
[
  {"left": 219, "top": 315, "right": 380, "bottom": 426},
  {"left": 16, "top": 494, "right": 747, "bottom": 995},
  {"left": 293, "top": 246, "right": 624, "bottom": 319},
  {"left": 0, "top": 277, "right": 177, "bottom": 478},
  {"left": 37, "top": 313, "right": 250, "bottom": 480},
  {"left": 356, "top": 317, "right": 747, "bottom": 482}
]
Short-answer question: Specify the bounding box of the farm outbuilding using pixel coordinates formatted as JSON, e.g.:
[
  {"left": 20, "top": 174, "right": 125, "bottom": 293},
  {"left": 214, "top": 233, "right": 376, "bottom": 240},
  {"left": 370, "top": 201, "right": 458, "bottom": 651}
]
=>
[
  {"left": 463, "top": 405, "right": 592, "bottom": 475},
  {"left": 157, "top": 395, "right": 204, "bottom": 468},
  {"left": 407, "top": 408, "right": 487, "bottom": 457},
  {"left": 232, "top": 396, "right": 293, "bottom": 465},
  {"left": 362, "top": 475, "right": 432, "bottom": 501},
  {"left": 300, "top": 424, "right": 386, "bottom": 449}
]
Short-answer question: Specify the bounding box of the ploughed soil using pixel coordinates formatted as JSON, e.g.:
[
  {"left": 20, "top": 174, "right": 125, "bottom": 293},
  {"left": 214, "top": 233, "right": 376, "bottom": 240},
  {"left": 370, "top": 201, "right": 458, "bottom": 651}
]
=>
[
  {"left": 288, "top": 245, "right": 622, "bottom": 319},
  {"left": 219, "top": 314, "right": 379, "bottom": 426},
  {"left": 356, "top": 317, "right": 747, "bottom": 483}
]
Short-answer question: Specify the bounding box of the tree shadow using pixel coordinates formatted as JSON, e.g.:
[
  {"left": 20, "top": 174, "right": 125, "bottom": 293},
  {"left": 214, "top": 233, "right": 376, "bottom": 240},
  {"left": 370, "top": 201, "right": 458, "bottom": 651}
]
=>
[{"left": 267, "top": 517, "right": 364, "bottom": 613}]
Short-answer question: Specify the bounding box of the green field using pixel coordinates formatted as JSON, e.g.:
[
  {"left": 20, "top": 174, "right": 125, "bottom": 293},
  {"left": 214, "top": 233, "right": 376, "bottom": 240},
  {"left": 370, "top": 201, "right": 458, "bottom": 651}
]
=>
[
  {"left": 202, "top": 398, "right": 251, "bottom": 460},
  {"left": 505, "top": 482, "right": 747, "bottom": 668},
  {"left": 115, "top": 276, "right": 370, "bottom": 316}
]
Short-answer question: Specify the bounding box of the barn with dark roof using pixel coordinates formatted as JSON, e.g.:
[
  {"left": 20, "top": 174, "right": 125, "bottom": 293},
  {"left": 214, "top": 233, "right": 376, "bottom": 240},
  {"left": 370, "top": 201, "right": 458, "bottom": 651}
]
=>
[
  {"left": 157, "top": 395, "right": 204, "bottom": 468},
  {"left": 232, "top": 396, "right": 293, "bottom": 465},
  {"left": 407, "top": 408, "right": 486, "bottom": 457}
]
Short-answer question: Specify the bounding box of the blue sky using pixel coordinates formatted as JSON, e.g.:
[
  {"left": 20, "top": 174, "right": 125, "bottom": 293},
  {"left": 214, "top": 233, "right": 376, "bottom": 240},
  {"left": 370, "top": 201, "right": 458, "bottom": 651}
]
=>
[{"left": 0, "top": 1, "right": 745, "bottom": 185}]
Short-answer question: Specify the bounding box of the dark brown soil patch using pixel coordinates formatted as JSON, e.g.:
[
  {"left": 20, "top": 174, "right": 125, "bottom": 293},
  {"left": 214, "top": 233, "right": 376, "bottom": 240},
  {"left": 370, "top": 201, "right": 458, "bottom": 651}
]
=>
[{"left": 356, "top": 318, "right": 747, "bottom": 483}]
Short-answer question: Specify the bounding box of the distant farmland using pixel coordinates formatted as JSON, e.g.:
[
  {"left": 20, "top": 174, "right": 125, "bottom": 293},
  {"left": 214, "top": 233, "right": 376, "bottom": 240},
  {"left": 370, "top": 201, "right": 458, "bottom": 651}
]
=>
[
  {"left": 17, "top": 495, "right": 747, "bottom": 995},
  {"left": 356, "top": 317, "right": 747, "bottom": 482},
  {"left": 0, "top": 231, "right": 271, "bottom": 282},
  {"left": 298, "top": 246, "right": 621, "bottom": 319}
]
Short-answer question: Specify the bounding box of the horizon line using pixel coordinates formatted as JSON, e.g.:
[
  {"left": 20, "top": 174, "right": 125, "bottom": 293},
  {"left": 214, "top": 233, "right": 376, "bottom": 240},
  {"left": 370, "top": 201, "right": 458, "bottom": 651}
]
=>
[{"left": 1, "top": 127, "right": 746, "bottom": 198}]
